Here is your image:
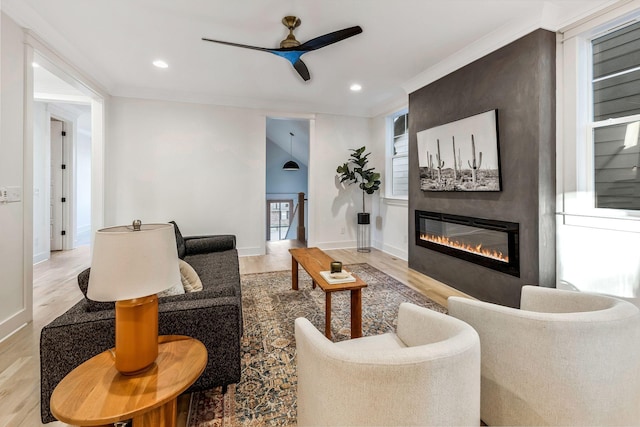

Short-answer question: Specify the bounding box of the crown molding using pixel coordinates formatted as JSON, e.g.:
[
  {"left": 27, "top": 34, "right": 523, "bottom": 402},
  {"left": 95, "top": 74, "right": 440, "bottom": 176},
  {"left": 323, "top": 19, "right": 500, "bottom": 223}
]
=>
[
  {"left": 2, "top": 0, "right": 115, "bottom": 94},
  {"left": 402, "top": 0, "right": 620, "bottom": 95},
  {"left": 111, "top": 84, "right": 373, "bottom": 118}
]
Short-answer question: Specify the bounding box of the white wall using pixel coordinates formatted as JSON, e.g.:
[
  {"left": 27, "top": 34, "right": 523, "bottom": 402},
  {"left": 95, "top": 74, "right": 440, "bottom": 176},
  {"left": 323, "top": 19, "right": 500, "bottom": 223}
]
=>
[
  {"left": 33, "top": 102, "right": 50, "bottom": 263},
  {"left": 107, "top": 97, "right": 267, "bottom": 256},
  {"left": 106, "top": 99, "right": 378, "bottom": 255},
  {"left": 312, "top": 113, "right": 376, "bottom": 250},
  {"left": 557, "top": 225, "right": 640, "bottom": 298},
  {"left": 75, "top": 111, "right": 91, "bottom": 245},
  {"left": 370, "top": 110, "right": 409, "bottom": 260},
  {"left": 0, "top": 12, "right": 29, "bottom": 339}
]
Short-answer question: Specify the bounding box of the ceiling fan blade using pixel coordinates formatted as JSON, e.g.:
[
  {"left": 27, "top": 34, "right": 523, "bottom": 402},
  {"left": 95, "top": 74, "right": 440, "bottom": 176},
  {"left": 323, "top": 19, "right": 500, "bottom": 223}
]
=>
[
  {"left": 202, "top": 37, "right": 271, "bottom": 53},
  {"left": 202, "top": 23, "right": 362, "bottom": 82},
  {"left": 293, "top": 59, "right": 310, "bottom": 81},
  {"left": 297, "top": 26, "right": 363, "bottom": 51},
  {"left": 204, "top": 37, "right": 310, "bottom": 81}
]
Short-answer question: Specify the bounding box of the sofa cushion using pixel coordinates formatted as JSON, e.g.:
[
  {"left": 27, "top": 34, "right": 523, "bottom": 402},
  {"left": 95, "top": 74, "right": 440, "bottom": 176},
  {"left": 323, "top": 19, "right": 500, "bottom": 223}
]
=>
[
  {"left": 169, "top": 221, "right": 186, "bottom": 259},
  {"left": 179, "top": 259, "right": 203, "bottom": 292},
  {"left": 184, "top": 235, "right": 236, "bottom": 254},
  {"left": 158, "top": 281, "right": 186, "bottom": 297},
  {"left": 185, "top": 250, "right": 239, "bottom": 294},
  {"left": 76, "top": 268, "right": 115, "bottom": 312}
]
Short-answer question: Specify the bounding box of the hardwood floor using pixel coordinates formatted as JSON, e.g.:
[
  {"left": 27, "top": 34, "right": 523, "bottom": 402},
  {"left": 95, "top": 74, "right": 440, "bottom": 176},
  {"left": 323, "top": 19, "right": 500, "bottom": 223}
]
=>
[
  {"left": 0, "top": 247, "right": 90, "bottom": 427},
  {"left": 244, "top": 240, "right": 470, "bottom": 307},
  {"left": 0, "top": 241, "right": 469, "bottom": 426}
]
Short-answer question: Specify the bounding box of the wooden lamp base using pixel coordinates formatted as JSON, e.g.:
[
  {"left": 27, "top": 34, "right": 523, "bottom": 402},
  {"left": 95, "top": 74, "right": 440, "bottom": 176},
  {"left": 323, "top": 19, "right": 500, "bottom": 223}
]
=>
[{"left": 115, "top": 295, "right": 159, "bottom": 375}]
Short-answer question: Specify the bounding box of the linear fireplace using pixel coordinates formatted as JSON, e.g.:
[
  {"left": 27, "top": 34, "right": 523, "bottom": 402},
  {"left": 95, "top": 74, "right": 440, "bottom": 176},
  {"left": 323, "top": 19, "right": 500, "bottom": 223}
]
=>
[{"left": 415, "top": 210, "right": 520, "bottom": 277}]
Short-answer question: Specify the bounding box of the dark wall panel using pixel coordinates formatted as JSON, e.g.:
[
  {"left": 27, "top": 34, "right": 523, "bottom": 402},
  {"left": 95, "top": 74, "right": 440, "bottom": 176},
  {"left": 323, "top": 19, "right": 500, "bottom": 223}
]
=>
[{"left": 408, "top": 29, "right": 556, "bottom": 308}]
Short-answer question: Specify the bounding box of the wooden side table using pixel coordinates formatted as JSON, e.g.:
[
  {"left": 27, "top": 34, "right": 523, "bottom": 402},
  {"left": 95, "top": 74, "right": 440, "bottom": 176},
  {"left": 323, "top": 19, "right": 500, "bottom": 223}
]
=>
[{"left": 50, "top": 335, "right": 207, "bottom": 427}]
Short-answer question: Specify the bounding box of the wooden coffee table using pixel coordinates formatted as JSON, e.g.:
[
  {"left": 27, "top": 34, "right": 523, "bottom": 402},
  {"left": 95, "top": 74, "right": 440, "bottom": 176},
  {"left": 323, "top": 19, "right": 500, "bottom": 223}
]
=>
[
  {"left": 50, "top": 335, "right": 207, "bottom": 427},
  {"left": 290, "top": 247, "right": 367, "bottom": 339}
]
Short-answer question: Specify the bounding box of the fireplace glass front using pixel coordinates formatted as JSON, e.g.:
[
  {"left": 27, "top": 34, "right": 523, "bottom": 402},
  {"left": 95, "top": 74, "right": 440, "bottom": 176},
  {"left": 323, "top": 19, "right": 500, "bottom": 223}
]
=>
[{"left": 415, "top": 210, "right": 519, "bottom": 276}]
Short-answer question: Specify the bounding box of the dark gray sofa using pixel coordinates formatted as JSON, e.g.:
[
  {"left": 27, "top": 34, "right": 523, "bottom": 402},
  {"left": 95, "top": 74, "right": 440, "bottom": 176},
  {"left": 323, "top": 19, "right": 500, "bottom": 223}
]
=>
[{"left": 39, "top": 222, "right": 242, "bottom": 424}]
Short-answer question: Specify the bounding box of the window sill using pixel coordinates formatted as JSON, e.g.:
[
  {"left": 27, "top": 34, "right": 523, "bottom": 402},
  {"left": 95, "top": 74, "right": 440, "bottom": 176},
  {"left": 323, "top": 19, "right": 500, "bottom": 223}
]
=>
[
  {"left": 382, "top": 197, "right": 408, "bottom": 207},
  {"left": 557, "top": 211, "right": 640, "bottom": 233}
]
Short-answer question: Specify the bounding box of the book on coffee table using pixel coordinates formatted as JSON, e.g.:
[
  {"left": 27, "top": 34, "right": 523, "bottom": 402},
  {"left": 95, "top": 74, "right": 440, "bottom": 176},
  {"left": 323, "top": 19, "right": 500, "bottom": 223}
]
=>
[{"left": 319, "top": 270, "right": 356, "bottom": 284}]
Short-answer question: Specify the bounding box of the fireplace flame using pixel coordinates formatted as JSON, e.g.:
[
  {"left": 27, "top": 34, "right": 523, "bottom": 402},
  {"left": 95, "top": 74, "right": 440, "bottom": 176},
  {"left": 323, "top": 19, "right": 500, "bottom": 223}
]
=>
[{"left": 420, "top": 233, "right": 509, "bottom": 263}]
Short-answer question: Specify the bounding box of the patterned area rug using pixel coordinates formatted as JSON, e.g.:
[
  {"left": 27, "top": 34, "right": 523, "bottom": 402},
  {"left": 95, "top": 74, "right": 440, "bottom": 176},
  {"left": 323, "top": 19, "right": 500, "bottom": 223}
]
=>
[{"left": 187, "top": 263, "right": 446, "bottom": 426}]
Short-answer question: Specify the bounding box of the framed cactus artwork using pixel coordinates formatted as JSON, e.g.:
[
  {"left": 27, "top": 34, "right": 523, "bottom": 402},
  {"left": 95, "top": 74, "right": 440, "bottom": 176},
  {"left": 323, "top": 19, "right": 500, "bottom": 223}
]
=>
[{"left": 417, "top": 109, "right": 501, "bottom": 192}]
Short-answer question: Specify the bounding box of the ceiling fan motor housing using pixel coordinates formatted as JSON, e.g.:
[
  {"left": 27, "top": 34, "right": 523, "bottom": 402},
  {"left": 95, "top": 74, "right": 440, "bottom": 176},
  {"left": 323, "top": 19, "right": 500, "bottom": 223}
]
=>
[{"left": 280, "top": 16, "right": 302, "bottom": 48}]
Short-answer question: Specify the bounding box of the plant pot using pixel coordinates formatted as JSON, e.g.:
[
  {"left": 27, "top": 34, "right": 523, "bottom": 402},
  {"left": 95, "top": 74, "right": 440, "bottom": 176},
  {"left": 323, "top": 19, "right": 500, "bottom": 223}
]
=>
[
  {"left": 357, "top": 212, "right": 370, "bottom": 225},
  {"left": 357, "top": 213, "right": 371, "bottom": 253}
]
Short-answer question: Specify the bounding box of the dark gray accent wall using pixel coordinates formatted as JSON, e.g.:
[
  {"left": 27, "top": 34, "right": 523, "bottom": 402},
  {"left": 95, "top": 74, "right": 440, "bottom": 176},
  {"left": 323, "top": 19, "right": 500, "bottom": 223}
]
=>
[{"left": 408, "top": 29, "right": 556, "bottom": 308}]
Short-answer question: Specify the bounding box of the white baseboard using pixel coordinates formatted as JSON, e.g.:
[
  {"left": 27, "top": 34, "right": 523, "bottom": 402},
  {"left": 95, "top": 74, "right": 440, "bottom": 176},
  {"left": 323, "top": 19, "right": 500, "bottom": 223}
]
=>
[
  {"left": 0, "top": 311, "right": 28, "bottom": 344},
  {"left": 315, "top": 240, "right": 407, "bottom": 261},
  {"left": 314, "top": 240, "right": 409, "bottom": 261},
  {"left": 238, "top": 247, "right": 264, "bottom": 257},
  {"left": 377, "top": 241, "right": 408, "bottom": 261},
  {"left": 239, "top": 240, "right": 406, "bottom": 261},
  {"left": 33, "top": 251, "right": 50, "bottom": 264},
  {"left": 316, "top": 240, "right": 357, "bottom": 250}
]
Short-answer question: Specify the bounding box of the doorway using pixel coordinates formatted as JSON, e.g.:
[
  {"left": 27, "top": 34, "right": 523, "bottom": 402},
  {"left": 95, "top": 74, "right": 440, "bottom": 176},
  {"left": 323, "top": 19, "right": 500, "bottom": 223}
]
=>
[
  {"left": 265, "top": 117, "right": 309, "bottom": 245},
  {"left": 32, "top": 56, "right": 95, "bottom": 263},
  {"left": 14, "top": 39, "right": 106, "bottom": 340}
]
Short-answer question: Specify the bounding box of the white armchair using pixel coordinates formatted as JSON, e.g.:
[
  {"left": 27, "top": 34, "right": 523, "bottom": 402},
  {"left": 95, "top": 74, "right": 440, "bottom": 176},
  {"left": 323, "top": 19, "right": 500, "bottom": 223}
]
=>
[
  {"left": 294, "top": 302, "right": 480, "bottom": 426},
  {"left": 448, "top": 286, "right": 640, "bottom": 426}
]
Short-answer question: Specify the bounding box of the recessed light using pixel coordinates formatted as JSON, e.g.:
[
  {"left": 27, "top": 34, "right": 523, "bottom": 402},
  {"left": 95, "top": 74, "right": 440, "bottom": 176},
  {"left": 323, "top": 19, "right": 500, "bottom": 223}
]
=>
[
  {"left": 32, "top": 62, "right": 40, "bottom": 68},
  {"left": 153, "top": 60, "right": 169, "bottom": 69},
  {"left": 350, "top": 83, "right": 362, "bottom": 92}
]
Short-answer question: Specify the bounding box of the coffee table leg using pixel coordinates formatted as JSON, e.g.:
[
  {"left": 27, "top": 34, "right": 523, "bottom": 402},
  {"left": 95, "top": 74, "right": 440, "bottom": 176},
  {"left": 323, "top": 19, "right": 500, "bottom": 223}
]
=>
[
  {"left": 325, "top": 292, "right": 332, "bottom": 339},
  {"left": 291, "top": 257, "right": 298, "bottom": 290},
  {"left": 350, "top": 289, "right": 362, "bottom": 339},
  {"left": 132, "top": 398, "right": 177, "bottom": 427}
]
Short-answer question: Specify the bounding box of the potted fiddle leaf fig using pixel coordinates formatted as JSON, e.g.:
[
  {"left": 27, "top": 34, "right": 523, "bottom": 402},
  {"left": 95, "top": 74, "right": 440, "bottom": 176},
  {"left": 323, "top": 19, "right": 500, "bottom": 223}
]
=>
[{"left": 336, "top": 146, "right": 381, "bottom": 226}]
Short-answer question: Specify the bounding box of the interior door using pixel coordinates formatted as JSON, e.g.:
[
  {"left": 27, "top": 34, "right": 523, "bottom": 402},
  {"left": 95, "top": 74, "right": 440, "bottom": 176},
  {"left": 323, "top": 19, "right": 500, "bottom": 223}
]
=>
[{"left": 50, "top": 119, "right": 64, "bottom": 251}]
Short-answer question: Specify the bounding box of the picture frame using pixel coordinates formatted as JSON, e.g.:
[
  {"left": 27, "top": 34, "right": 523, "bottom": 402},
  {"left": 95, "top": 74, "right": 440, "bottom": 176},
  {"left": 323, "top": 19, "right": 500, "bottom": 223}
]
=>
[{"left": 417, "top": 109, "right": 501, "bottom": 192}]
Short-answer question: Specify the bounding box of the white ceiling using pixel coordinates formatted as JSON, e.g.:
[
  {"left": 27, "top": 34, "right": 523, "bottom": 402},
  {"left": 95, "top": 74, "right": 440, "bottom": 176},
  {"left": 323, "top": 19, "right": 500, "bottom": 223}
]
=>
[{"left": 4, "top": 0, "right": 616, "bottom": 117}]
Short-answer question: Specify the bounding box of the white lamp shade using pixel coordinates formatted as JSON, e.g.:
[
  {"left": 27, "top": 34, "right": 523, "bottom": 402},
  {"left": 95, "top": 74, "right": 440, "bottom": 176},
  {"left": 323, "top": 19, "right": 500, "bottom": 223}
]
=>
[{"left": 87, "top": 223, "right": 180, "bottom": 302}]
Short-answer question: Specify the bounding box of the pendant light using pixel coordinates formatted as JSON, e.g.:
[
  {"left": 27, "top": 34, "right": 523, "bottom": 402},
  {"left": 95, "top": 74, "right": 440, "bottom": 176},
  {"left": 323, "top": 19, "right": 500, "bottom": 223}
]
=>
[{"left": 283, "top": 131, "right": 300, "bottom": 170}]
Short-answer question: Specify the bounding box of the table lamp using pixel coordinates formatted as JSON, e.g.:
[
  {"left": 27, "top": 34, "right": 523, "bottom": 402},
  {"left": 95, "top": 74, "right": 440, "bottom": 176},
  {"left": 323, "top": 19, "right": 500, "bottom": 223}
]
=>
[{"left": 87, "top": 220, "right": 180, "bottom": 375}]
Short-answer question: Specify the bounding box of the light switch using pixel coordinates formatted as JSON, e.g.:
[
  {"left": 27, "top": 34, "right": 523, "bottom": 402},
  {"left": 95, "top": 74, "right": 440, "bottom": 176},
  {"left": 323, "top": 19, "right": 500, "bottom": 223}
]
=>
[{"left": 0, "top": 187, "right": 7, "bottom": 203}]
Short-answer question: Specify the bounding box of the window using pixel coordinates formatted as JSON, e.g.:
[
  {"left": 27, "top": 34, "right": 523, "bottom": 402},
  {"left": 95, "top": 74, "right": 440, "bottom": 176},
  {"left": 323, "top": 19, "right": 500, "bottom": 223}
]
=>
[
  {"left": 387, "top": 109, "right": 409, "bottom": 198},
  {"left": 590, "top": 21, "right": 640, "bottom": 210},
  {"left": 557, "top": 6, "right": 640, "bottom": 297},
  {"left": 267, "top": 200, "right": 292, "bottom": 241}
]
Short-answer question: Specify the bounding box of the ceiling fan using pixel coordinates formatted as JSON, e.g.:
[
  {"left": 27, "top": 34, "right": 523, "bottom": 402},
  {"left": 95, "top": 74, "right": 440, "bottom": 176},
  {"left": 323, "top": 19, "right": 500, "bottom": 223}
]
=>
[{"left": 202, "top": 16, "right": 362, "bottom": 82}]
